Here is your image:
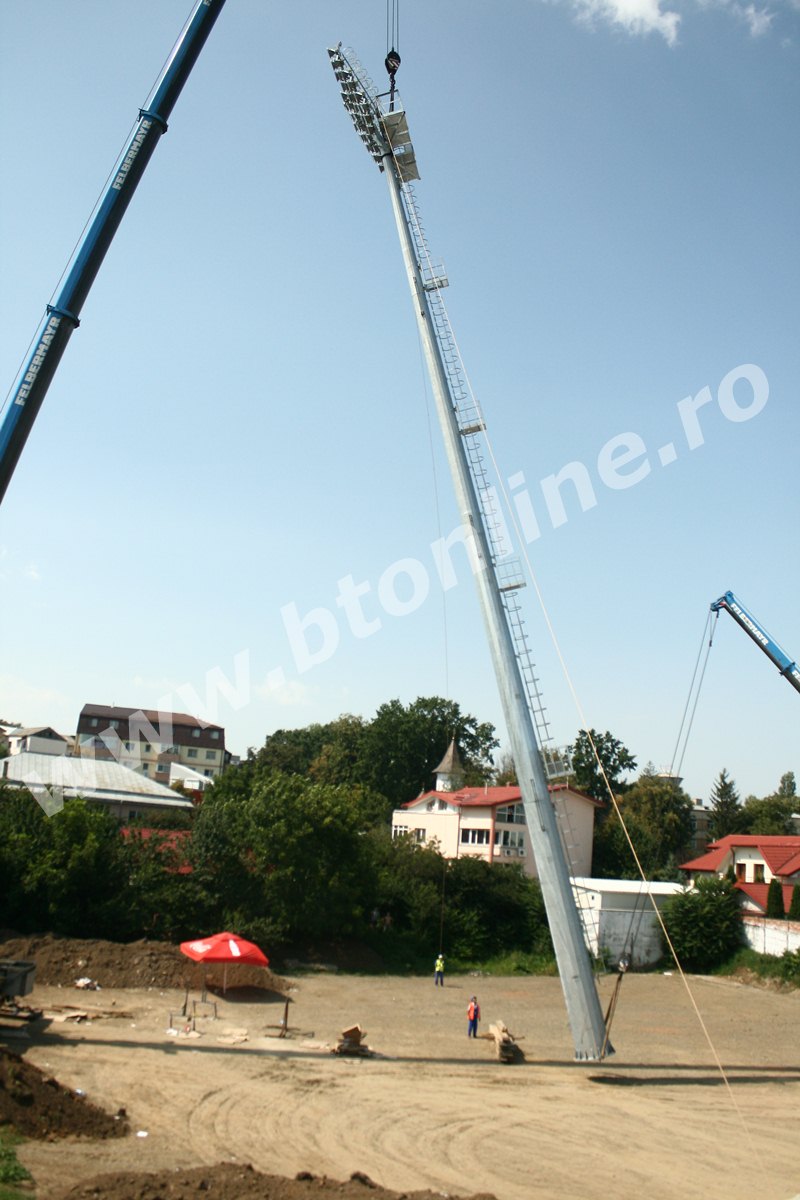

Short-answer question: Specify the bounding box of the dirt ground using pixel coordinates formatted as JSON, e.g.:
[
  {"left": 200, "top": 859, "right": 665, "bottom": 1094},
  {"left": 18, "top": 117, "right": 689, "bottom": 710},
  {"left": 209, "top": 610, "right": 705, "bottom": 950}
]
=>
[{"left": 1, "top": 940, "right": 799, "bottom": 1200}]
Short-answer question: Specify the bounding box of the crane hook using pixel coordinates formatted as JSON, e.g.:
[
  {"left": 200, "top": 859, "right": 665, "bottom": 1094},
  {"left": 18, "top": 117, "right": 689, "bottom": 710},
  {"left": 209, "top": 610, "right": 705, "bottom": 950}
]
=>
[{"left": 385, "top": 48, "right": 401, "bottom": 110}]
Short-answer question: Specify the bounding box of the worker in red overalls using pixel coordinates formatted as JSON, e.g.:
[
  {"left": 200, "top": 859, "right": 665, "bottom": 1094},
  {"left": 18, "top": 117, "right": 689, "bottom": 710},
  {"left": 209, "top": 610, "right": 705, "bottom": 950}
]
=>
[{"left": 466, "top": 995, "right": 480, "bottom": 1038}]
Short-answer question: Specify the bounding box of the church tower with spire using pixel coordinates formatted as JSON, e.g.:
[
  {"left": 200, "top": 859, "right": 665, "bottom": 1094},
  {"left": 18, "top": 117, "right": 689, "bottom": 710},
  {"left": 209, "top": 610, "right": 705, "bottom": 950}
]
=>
[{"left": 433, "top": 738, "right": 464, "bottom": 792}]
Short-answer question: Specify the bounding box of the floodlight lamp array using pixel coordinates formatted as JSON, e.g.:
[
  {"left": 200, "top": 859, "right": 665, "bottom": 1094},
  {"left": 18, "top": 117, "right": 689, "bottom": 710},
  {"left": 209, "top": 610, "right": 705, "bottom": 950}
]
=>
[{"left": 328, "top": 45, "right": 388, "bottom": 169}]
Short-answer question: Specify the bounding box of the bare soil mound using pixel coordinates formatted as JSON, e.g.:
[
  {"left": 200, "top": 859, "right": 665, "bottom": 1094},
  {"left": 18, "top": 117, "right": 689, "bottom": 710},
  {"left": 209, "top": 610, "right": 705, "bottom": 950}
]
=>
[
  {"left": 0, "top": 933, "right": 286, "bottom": 994},
  {"left": 0, "top": 1048, "right": 126, "bottom": 1139},
  {"left": 55, "top": 1163, "right": 497, "bottom": 1200}
]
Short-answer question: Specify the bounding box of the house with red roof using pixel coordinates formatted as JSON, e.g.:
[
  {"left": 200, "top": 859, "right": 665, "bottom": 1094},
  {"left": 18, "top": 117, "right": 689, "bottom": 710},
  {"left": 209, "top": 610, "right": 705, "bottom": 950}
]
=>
[
  {"left": 681, "top": 834, "right": 800, "bottom": 915},
  {"left": 390, "top": 739, "right": 601, "bottom": 878}
]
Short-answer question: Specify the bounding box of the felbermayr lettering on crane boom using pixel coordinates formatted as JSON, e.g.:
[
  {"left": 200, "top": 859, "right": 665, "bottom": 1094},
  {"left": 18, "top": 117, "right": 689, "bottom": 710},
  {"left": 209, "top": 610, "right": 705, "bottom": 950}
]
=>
[
  {"left": 14, "top": 314, "right": 61, "bottom": 406},
  {"left": 112, "top": 119, "right": 153, "bottom": 191}
]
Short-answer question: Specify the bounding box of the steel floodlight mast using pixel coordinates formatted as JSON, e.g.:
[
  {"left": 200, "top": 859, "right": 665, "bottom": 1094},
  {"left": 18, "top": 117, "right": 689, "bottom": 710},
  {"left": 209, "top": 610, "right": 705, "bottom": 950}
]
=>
[
  {"left": 328, "top": 44, "right": 611, "bottom": 1061},
  {"left": 0, "top": 0, "right": 226, "bottom": 505}
]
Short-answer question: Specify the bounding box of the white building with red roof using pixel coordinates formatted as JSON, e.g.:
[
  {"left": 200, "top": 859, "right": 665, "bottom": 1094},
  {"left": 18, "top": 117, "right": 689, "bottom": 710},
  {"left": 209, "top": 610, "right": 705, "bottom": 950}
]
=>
[
  {"left": 390, "top": 739, "right": 601, "bottom": 878},
  {"left": 681, "top": 834, "right": 800, "bottom": 915}
]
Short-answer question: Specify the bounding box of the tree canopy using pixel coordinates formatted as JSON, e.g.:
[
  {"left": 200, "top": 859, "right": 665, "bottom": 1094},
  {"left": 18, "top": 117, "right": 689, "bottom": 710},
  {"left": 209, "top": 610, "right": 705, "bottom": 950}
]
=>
[
  {"left": 740, "top": 772, "right": 797, "bottom": 835},
  {"left": 568, "top": 729, "right": 637, "bottom": 802},
  {"left": 592, "top": 767, "right": 694, "bottom": 880},
  {"left": 254, "top": 696, "right": 499, "bottom": 813}
]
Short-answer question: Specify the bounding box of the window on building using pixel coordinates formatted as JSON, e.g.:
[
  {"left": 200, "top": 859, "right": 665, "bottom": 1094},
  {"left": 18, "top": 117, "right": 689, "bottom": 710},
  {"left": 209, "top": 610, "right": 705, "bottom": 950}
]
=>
[
  {"left": 736, "top": 863, "right": 746, "bottom": 881},
  {"left": 754, "top": 864, "right": 765, "bottom": 883},
  {"left": 90, "top": 717, "right": 98, "bottom": 728},
  {"left": 210, "top": 730, "right": 220, "bottom": 740},
  {"left": 204, "top": 770, "right": 213, "bottom": 777},
  {"left": 460, "top": 828, "right": 489, "bottom": 845},
  {"left": 192, "top": 728, "right": 200, "bottom": 739},
  {"left": 156, "top": 763, "right": 167, "bottom": 773},
  {"left": 109, "top": 719, "right": 119, "bottom": 730},
  {"left": 414, "top": 828, "right": 426, "bottom": 843},
  {"left": 392, "top": 825, "right": 409, "bottom": 838},
  {"left": 144, "top": 743, "right": 152, "bottom": 753},
  {"left": 187, "top": 748, "right": 198, "bottom": 759},
  {"left": 205, "top": 750, "right": 216, "bottom": 760},
  {"left": 495, "top": 829, "right": 525, "bottom": 849},
  {"left": 496, "top": 803, "right": 525, "bottom": 824},
  {"left": 125, "top": 741, "right": 134, "bottom": 751}
]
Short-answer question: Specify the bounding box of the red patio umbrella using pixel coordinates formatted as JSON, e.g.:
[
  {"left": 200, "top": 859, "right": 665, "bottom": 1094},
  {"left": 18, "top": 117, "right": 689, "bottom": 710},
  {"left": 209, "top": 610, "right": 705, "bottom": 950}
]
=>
[{"left": 180, "top": 932, "right": 269, "bottom": 994}]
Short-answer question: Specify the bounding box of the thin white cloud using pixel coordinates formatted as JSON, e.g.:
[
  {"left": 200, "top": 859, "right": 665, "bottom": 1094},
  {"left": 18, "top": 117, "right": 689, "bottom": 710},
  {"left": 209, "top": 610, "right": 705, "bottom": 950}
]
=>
[
  {"left": 737, "top": 2, "right": 775, "bottom": 34},
  {"left": 574, "top": 0, "right": 681, "bottom": 42},
  {"left": 559, "top": 0, "right": 796, "bottom": 41}
]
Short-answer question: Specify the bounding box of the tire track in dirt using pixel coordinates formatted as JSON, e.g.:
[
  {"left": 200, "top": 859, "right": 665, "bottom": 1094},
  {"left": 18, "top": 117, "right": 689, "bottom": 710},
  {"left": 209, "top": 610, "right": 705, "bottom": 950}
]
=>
[{"left": 182, "top": 1057, "right": 571, "bottom": 1197}]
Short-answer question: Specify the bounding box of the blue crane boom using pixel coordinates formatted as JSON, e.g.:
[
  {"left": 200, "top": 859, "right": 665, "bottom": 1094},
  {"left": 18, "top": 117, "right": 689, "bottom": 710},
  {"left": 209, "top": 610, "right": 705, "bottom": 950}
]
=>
[
  {"left": 711, "top": 591, "right": 800, "bottom": 695},
  {"left": 0, "top": 0, "right": 226, "bottom": 505}
]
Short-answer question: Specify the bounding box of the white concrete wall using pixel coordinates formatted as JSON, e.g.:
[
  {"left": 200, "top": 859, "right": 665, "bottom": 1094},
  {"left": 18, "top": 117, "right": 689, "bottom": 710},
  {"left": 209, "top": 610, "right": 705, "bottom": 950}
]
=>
[
  {"left": 596, "top": 906, "right": 667, "bottom": 967},
  {"left": 741, "top": 916, "right": 800, "bottom": 956}
]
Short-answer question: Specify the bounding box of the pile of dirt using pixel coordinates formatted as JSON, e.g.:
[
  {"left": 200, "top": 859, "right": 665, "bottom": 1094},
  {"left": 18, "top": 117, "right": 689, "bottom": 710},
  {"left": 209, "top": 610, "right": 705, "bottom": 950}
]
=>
[
  {"left": 0, "top": 1048, "right": 127, "bottom": 1140},
  {"left": 55, "top": 1164, "right": 498, "bottom": 1200},
  {"left": 0, "top": 933, "right": 286, "bottom": 994}
]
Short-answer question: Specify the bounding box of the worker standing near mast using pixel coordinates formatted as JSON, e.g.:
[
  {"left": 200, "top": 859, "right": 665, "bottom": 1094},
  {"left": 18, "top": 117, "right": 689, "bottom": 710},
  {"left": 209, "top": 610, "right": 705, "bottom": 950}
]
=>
[
  {"left": 434, "top": 953, "right": 445, "bottom": 987},
  {"left": 466, "top": 995, "right": 480, "bottom": 1038}
]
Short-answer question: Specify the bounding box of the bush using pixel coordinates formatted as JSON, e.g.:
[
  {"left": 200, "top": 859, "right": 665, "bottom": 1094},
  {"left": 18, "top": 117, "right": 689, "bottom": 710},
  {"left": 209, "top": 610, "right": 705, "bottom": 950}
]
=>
[{"left": 660, "top": 876, "right": 742, "bottom": 971}]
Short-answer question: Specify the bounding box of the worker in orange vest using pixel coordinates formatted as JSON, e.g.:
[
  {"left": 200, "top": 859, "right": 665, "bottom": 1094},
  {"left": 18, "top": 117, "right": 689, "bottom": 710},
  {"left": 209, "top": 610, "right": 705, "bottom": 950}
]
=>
[{"left": 466, "top": 995, "right": 480, "bottom": 1038}]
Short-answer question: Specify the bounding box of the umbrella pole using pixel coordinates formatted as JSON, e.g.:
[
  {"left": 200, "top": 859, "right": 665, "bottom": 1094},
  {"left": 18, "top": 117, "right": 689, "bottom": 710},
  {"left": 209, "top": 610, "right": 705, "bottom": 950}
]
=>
[{"left": 223, "top": 964, "right": 228, "bottom": 994}]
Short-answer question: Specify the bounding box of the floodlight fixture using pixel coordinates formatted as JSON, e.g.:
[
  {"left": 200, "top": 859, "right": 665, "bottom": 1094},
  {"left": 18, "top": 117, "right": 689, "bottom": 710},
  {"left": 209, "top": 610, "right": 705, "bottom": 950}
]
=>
[{"left": 327, "top": 45, "right": 420, "bottom": 182}]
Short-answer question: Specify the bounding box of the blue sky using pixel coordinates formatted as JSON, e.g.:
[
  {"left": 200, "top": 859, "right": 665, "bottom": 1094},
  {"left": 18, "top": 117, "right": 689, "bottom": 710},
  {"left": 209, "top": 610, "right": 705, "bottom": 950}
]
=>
[{"left": 1, "top": 0, "right": 797, "bottom": 804}]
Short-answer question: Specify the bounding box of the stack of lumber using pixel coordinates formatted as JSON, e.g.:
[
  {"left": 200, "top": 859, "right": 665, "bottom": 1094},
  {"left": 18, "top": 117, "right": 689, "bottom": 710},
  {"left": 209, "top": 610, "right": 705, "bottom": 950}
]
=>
[
  {"left": 333, "top": 1023, "right": 373, "bottom": 1056},
  {"left": 489, "top": 1020, "right": 521, "bottom": 1063}
]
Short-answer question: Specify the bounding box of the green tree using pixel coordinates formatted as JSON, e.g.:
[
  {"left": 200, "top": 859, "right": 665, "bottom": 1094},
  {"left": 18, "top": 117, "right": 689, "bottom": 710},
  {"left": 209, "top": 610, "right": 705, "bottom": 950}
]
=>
[
  {"left": 766, "top": 877, "right": 786, "bottom": 919},
  {"left": 493, "top": 750, "right": 517, "bottom": 786},
  {"left": 442, "top": 857, "right": 552, "bottom": 962},
  {"left": 742, "top": 792, "right": 795, "bottom": 835},
  {"left": 0, "top": 790, "right": 134, "bottom": 939},
  {"left": 788, "top": 884, "right": 800, "bottom": 921},
  {"left": 777, "top": 771, "right": 796, "bottom": 798},
  {"left": 593, "top": 769, "right": 694, "bottom": 880},
  {"left": 307, "top": 715, "right": 369, "bottom": 786},
  {"left": 363, "top": 826, "right": 447, "bottom": 946},
  {"left": 708, "top": 769, "right": 747, "bottom": 840},
  {"left": 661, "top": 876, "right": 742, "bottom": 971},
  {"left": 254, "top": 725, "right": 331, "bottom": 777},
  {"left": 124, "top": 827, "right": 214, "bottom": 942},
  {"left": 568, "top": 729, "right": 637, "bottom": 802},
  {"left": 191, "top": 765, "right": 379, "bottom": 947},
  {"left": 358, "top": 697, "right": 498, "bottom": 808}
]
